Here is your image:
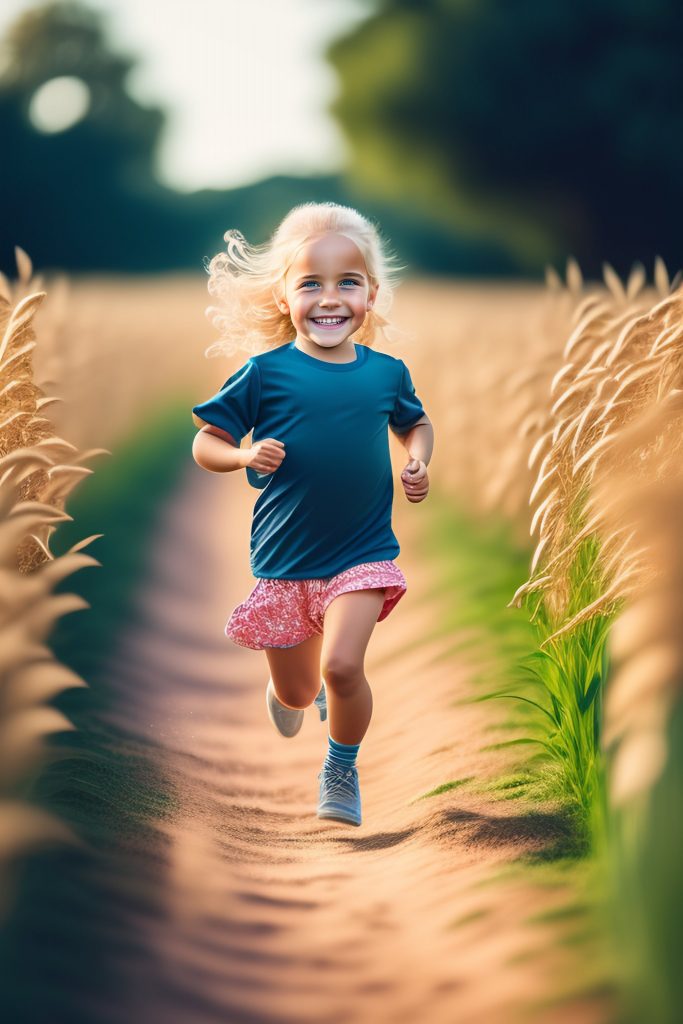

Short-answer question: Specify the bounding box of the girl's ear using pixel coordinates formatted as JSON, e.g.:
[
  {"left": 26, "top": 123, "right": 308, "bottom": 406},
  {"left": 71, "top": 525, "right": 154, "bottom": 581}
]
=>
[
  {"left": 367, "top": 283, "right": 379, "bottom": 310},
  {"left": 273, "top": 288, "right": 289, "bottom": 315}
]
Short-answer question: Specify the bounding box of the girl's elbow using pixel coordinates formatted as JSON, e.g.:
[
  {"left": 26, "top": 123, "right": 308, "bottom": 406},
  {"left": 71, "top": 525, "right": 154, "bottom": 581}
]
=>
[{"left": 192, "top": 433, "right": 213, "bottom": 470}]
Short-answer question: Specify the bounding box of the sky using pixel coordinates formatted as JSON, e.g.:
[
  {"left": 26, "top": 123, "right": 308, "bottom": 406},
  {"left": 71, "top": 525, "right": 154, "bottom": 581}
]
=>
[{"left": 0, "top": 0, "right": 369, "bottom": 191}]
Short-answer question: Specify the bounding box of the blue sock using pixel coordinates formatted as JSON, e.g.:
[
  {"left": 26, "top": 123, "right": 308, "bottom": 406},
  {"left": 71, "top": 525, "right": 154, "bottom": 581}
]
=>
[{"left": 324, "top": 735, "right": 360, "bottom": 771}]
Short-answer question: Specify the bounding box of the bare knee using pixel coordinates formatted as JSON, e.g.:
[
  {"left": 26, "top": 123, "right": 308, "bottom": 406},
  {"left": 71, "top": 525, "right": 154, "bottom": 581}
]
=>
[
  {"left": 322, "top": 655, "right": 364, "bottom": 697},
  {"left": 265, "top": 634, "right": 323, "bottom": 709},
  {"left": 270, "top": 675, "right": 320, "bottom": 709}
]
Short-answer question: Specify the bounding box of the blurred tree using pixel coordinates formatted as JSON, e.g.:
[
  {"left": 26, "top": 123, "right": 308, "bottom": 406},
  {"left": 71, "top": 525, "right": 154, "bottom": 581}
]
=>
[
  {"left": 328, "top": 0, "right": 683, "bottom": 277},
  {"left": 2, "top": 1, "right": 163, "bottom": 171},
  {"left": 0, "top": 0, "right": 518, "bottom": 276},
  {"left": 0, "top": 1, "right": 185, "bottom": 270}
]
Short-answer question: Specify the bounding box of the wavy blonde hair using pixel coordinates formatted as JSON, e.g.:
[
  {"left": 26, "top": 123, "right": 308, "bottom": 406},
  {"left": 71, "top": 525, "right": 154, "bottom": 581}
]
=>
[{"left": 203, "top": 202, "right": 403, "bottom": 359}]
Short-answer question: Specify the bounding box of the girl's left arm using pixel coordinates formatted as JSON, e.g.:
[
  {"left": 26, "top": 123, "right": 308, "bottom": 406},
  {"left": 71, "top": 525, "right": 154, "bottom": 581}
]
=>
[
  {"left": 395, "top": 415, "right": 433, "bottom": 464},
  {"left": 392, "top": 415, "right": 434, "bottom": 503}
]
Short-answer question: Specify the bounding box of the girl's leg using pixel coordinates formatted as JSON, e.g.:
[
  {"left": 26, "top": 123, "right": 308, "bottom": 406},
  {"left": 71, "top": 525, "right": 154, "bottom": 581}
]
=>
[
  {"left": 320, "top": 588, "right": 385, "bottom": 745},
  {"left": 264, "top": 631, "right": 324, "bottom": 710}
]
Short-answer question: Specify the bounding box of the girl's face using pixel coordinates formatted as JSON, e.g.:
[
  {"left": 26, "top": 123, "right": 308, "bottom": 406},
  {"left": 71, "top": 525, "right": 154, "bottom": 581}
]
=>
[{"left": 279, "top": 233, "right": 378, "bottom": 352}]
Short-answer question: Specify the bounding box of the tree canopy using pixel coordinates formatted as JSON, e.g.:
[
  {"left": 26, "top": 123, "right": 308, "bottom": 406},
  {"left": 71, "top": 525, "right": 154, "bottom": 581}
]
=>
[
  {"left": 0, "top": 0, "right": 523, "bottom": 277},
  {"left": 328, "top": 0, "right": 683, "bottom": 276}
]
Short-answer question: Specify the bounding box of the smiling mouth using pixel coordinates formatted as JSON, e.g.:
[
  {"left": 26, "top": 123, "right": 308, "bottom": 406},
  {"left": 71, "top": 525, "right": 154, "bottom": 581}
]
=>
[{"left": 310, "top": 316, "right": 349, "bottom": 327}]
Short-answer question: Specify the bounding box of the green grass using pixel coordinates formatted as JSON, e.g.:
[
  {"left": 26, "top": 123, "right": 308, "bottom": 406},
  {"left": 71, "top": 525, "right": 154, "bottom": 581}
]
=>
[
  {"left": 414, "top": 482, "right": 618, "bottom": 1013},
  {"left": 416, "top": 482, "right": 570, "bottom": 802},
  {"left": 510, "top": 530, "right": 615, "bottom": 844},
  {"left": 420, "top": 482, "right": 614, "bottom": 854},
  {"left": 448, "top": 906, "right": 491, "bottom": 928},
  {"left": 603, "top": 700, "right": 683, "bottom": 1024},
  {"left": 415, "top": 776, "right": 476, "bottom": 800}
]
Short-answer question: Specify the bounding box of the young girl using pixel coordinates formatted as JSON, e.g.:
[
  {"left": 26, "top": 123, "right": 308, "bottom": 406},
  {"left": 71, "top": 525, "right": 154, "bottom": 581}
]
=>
[{"left": 191, "top": 203, "right": 434, "bottom": 827}]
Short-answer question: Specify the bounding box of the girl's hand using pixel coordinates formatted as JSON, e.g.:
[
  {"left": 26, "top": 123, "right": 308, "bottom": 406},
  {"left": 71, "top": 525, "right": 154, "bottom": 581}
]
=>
[
  {"left": 401, "top": 459, "right": 429, "bottom": 502},
  {"left": 246, "top": 437, "right": 286, "bottom": 474}
]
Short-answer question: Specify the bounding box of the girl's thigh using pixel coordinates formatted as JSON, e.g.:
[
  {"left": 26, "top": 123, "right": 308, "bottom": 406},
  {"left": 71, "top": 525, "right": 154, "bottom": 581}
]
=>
[
  {"left": 321, "top": 588, "right": 386, "bottom": 675},
  {"left": 264, "top": 630, "right": 324, "bottom": 708}
]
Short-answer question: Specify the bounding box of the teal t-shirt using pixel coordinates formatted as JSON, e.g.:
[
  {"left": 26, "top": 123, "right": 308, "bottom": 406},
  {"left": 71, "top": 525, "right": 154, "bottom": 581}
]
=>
[{"left": 192, "top": 340, "right": 426, "bottom": 579}]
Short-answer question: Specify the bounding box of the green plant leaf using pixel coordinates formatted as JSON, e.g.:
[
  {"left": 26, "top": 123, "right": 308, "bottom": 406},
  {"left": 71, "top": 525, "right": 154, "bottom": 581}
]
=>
[
  {"left": 476, "top": 691, "right": 558, "bottom": 724},
  {"left": 578, "top": 671, "right": 602, "bottom": 714}
]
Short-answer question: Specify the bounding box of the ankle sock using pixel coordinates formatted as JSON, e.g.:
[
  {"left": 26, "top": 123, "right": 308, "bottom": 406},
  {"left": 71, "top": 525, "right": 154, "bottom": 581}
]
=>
[{"left": 324, "top": 735, "right": 360, "bottom": 771}]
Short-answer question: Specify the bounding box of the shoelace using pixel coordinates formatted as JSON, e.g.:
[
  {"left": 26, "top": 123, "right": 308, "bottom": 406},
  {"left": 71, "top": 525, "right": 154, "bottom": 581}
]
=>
[{"left": 320, "top": 764, "right": 357, "bottom": 801}]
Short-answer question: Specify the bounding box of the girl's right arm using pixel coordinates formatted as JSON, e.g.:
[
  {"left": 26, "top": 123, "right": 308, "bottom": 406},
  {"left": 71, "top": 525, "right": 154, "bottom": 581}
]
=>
[
  {"left": 192, "top": 424, "right": 286, "bottom": 475},
  {"left": 192, "top": 425, "right": 246, "bottom": 473}
]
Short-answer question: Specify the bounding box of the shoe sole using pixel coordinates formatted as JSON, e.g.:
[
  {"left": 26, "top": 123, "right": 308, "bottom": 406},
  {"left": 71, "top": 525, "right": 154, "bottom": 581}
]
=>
[{"left": 317, "top": 806, "right": 361, "bottom": 827}]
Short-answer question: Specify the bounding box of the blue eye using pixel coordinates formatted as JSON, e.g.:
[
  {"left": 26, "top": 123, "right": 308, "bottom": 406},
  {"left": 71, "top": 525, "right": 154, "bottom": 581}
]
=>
[
  {"left": 300, "top": 280, "right": 319, "bottom": 289},
  {"left": 340, "top": 279, "right": 359, "bottom": 287}
]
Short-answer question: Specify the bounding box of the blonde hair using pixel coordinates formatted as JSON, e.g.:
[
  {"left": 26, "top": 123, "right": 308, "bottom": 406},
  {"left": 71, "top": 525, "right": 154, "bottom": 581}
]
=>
[{"left": 203, "top": 202, "right": 402, "bottom": 359}]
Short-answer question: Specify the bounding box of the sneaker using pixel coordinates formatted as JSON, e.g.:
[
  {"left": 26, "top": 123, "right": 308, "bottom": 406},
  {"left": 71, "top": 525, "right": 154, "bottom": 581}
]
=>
[
  {"left": 313, "top": 680, "right": 327, "bottom": 722},
  {"left": 266, "top": 678, "right": 304, "bottom": 738},
  {"left": 317, "top": 761, "right": 362, "bottom": 826}
]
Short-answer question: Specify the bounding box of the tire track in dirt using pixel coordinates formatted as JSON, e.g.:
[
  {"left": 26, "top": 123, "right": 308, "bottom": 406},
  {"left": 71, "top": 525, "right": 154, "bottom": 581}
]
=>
[{"left": 93, "top": 459, "right": 612, "bottom": 1024}]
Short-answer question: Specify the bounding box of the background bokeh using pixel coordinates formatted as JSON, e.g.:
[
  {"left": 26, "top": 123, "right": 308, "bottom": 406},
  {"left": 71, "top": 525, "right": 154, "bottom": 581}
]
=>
[{"left": 2, "top": 0, "right": 681, "bottom": 279}]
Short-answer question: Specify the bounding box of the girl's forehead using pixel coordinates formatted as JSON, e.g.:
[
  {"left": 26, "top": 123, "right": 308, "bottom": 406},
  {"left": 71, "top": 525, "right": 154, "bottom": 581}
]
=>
[{"left": 286, "top": 233, "right": 368, "bottom": 276}]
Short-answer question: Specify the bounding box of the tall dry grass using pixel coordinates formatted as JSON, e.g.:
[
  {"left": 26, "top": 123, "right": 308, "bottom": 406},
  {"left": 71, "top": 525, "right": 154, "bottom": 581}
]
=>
[
  {"left": 31, "top": 273, "right": 220, "bottom": 451},
  {"left": 391, "top": 277, "right": 576, "bottom": 531},
  {"left": 0, "top": 257, "right": 234, "bottom": 924},
  {"left": 0, "top": 249, "right": 111, "bottom": 920},
  {"left": 394, "top": 262, "right": 682, "bottom": 843},
  {"left": 497, "top": 263, "right": 683, "bottom": 831},
  {"left": 512, "top": 261, "right": 682, "bottom": 638},
  {"left": 597, "top": 409, "right": 683, "bottom": 808},
  {"left": 395, "top": 265, "right": 682, "bottom": 1014},
  {"left": 592, "top": 405, "right": 683, "bottom": 1024}
]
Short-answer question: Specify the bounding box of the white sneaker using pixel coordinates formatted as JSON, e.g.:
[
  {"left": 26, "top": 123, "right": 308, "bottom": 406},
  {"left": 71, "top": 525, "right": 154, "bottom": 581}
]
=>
[
  {"left": 266, "top": 678, "right": 304, "bottom": 738},
  {"left": 313, "top": 680, "right": 327, "bottom": 722}
]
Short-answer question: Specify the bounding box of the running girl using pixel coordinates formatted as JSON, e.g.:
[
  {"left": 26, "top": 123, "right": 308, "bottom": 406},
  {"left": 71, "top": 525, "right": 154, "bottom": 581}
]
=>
[{"left": 191, "top": 203, "right": 434, "bottom": 826}]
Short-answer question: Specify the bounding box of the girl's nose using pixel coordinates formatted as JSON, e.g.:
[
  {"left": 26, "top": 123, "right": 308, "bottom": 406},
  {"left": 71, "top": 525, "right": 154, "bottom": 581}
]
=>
[{"left": 319, "top": 291, "right": 342, "bottom": 306}]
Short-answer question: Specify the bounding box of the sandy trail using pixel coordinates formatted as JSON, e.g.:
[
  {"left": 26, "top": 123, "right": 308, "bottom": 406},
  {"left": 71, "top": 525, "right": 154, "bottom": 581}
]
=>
[{"left": 94, "top": 459, "right": 610, "bottom": 1024}]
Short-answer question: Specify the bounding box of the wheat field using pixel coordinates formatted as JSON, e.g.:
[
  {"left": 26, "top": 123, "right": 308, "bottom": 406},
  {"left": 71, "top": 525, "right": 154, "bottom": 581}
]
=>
[{"left": 2, "top": 254, "right": 681, "bottom": 1021}]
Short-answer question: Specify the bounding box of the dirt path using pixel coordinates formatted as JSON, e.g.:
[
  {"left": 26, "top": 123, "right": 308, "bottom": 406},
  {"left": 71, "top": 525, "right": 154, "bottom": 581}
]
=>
[{"left": 94, "top": 460, "right": 611, "bottom": 1024}]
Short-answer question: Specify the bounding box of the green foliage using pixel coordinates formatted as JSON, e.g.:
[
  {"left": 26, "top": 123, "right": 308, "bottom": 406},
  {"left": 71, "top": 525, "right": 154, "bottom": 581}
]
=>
[
  {"left": 2, "top": 1, "right": 164, "bottom": 161},
  {"left": 418, "top": 485, "right": 571, "bottom": 806},
  {"left": 416, "top": 776, "right": 477, "bottom": 799},
  {"left": 482, "top": 533, "right": 616, "bottom": 850},
  {"left": 0, "top": 1, "right": 516, "bottom": 276},
  {"left": 329, "top": 0, "right": 683, "bottom": 276},
  {"left": 605, "top": 701, "right": 683, "bottom": 1024},
  {"left": 420, "top": 484, "right": 614, "bottom": 850}
]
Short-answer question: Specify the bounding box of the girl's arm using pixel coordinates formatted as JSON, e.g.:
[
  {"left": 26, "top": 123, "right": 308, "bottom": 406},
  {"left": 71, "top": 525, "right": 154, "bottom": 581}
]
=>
[
  {"left": 192, "top": 424, "right": 246, "bottom": 473},
  {"left": 392, "top": 416, "right": 434, "bottom": 466},
  {"left": 193, "top": 423, "right": 287, "bottom": 476}
]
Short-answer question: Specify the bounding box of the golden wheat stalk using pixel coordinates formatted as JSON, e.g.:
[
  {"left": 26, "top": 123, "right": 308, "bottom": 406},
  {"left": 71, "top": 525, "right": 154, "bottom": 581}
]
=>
[
  {"left": 0, "top": 249, "right": 113, "bottom": 920},
  {"left": 602, "top": 470, "right": 683, "bottom": 808},
  {"left": 512, "top": 260, "right": 682, "bottom": 638}
]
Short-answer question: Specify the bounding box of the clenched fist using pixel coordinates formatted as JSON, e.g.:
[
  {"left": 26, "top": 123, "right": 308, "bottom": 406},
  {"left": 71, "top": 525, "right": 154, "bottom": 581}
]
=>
[
  {"left": 246, "top": 437, "right": 286, "bottom": 474},
  {"left": 401, "top": 459, "right": 429, "bottom": 502}
]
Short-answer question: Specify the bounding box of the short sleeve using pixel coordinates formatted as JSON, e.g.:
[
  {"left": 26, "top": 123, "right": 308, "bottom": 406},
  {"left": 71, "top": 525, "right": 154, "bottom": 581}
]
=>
[
  {"left": 389, "top": 359, "right": 426, "bottom": 434},
  {"left": 191, "top": 359, "right": 261, "bottom": 445}
]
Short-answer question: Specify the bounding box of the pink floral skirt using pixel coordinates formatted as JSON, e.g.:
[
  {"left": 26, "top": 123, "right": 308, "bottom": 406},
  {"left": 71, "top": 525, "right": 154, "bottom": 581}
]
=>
[{"left": 226, "top": 559, "right": 407, "bottom": 650}]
